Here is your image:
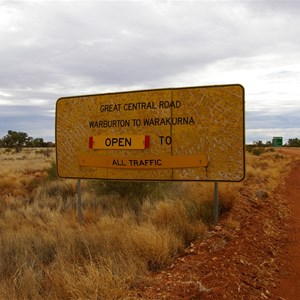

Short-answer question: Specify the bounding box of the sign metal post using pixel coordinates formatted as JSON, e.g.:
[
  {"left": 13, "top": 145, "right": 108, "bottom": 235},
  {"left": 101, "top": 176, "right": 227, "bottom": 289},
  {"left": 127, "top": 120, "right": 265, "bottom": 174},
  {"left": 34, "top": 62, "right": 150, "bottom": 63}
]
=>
[{"left": 77, "top": 179, "right": 83, "bottom": 224}]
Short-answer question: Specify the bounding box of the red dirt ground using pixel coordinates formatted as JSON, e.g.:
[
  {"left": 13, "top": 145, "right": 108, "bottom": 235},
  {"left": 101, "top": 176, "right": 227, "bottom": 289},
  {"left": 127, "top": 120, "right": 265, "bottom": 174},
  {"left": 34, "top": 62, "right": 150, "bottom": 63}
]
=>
[
  {"left": 134, "top": 148, "right": 300, "bottom": 300},
  {"left": 275, "top": 149, "right": 300, "bottom": 299}
]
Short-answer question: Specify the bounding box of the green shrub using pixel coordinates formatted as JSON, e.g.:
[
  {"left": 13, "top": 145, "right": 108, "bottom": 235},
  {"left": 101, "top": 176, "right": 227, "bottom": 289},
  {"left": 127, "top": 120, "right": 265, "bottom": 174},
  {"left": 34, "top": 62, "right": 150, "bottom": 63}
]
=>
[
  {"left": 274, "top": 153, "right": 284, "bottom": 159},
  {"left": 47, "top": 161, "right": 58, "bottom": 181},
  {"left": 34, "top": 181, "right": 76, "bottom": 211},
  {"left": 245, "top": 145, "right": 255, "bottom": 153},
  {"left": 35, "top": 149, "right": 52, "bottom": 157},
  {"left": 252, "top": 147, "right": 265, "bottom": 156},
  {"left": 88, "top": 181, "right": 174, "bottom": 214},
  {"left": 92, "top": 181, "right": 171, "bottom": 199},
  {"left": 183, "top": 187, "right": 236, "bottom": 225}
]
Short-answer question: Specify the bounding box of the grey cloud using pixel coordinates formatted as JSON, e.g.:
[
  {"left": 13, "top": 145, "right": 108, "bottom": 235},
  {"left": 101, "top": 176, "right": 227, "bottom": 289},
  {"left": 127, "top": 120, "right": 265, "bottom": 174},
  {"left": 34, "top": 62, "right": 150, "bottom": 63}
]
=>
[
  {"left": 0, "top": 104, "right": 54, "bottom": 140},
  {"left": 245, "top": 0, "right": 300, "bottom": 15},
  {"left": 0, "top": 1, "right": 265, "bottom": 89},
  {"left": 247, "top": 109, "right": 300, "bottom": 130},
  {"left": 2, "top": 0, "right": 297, "bottom": 91},
  {"left": 246, "top": 106, "right": 300, "bottom": 143}
]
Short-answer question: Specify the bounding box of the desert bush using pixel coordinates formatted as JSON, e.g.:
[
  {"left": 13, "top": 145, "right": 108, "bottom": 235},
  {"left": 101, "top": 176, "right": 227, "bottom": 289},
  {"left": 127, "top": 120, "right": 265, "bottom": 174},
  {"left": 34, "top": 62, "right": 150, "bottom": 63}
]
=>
[
  {"left": 245, "top": 150, "right": 292, "bottom": 193},
  {"left": 33, "top": 180, "right": 76, "bottom": 211},
  {"left": 251, "top": 147, "right": 265, "bottom": 156},
  {"left": 274, "top": 153, "right": 284, "bottom": 159},
  {"left": 219, "top": 185, "right": 236, "bottom": 213},
  {"left": 91, "top": 180, "right": 173, "bottom": 200},
  {"left": 89, "top": 180, "right": 175, "bottom": 215},
  {"left": 0, "top": 205, "right": 183, "bottom": 299},
  {"left": 47, "top": 161, "right": 59, "bottom": 181},
  {"left": 26, "top": 176, "right": 47, "bottom": 194},
  {"left": 180, "top": 183, "right": 239, "bottom": 226},
  {"left": 0, "top": 224, "right": 56, "bottom": 279},
  {"left": 141, "top": 199, "right": 208, "bottom": 246},
  {"left": 0, "top": 176, "right": 17, "bottom": 196},
  {"left": 35, "top": 148, "right": 53, "bottom": 157},
  {"left": 46, "top": 259, "right": 131, "bottom": 300},
  {"left": 0, "top": 175, "right": 24, "bottom": 197}
]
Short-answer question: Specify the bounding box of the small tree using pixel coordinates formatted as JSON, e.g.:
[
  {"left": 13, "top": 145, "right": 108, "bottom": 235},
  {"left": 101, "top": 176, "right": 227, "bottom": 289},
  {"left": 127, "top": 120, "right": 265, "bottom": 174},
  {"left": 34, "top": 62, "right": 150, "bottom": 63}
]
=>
[
  {"left": 287, "top": 138, "right": 300, "bottom": 147},
  {"left": 1, "top": 130, "right": 30, "bottom": 152},
  {"left": 253, "top": 140, "right": 265, "bottom": 147},
  {"left": 30, "top": 138, "right": 46, "bottom": 147}
]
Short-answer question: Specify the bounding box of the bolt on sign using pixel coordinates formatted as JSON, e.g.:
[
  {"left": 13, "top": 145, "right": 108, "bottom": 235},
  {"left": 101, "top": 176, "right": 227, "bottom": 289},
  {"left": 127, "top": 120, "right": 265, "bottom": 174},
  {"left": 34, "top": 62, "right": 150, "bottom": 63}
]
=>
[{"left": 55, "top": 84, "right": 245, "bottom": 181}]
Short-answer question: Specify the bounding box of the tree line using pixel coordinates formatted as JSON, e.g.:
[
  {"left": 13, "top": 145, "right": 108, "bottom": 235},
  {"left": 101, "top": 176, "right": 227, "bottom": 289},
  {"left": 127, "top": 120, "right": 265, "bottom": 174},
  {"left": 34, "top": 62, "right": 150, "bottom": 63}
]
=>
[
  {"left": 252, "top": 138, "right": 300, "bottom": 147},
  {"left": 0, "top": 130, "right": 55, "bottom": 152}
]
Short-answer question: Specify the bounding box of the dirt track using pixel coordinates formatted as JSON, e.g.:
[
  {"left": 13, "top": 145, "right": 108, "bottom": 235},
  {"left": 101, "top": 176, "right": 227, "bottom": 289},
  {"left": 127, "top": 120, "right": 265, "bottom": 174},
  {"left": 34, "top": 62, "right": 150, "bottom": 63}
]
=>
[
  {"left": 276, "top": 149, "right": 300, "bottom": 299},
  {"left": 134, "top": 148, "right": 300, "bottom": 299}
]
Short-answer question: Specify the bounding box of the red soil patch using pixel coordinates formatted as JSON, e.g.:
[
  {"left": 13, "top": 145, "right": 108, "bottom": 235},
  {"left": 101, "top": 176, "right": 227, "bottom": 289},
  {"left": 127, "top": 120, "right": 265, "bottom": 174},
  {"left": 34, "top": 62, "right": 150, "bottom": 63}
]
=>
[
  {"left": 134, "top": 148, "right": 300, "bottom": 299},
  {"left": 275, "top": 149, "right": 300, "bottom": 299}
]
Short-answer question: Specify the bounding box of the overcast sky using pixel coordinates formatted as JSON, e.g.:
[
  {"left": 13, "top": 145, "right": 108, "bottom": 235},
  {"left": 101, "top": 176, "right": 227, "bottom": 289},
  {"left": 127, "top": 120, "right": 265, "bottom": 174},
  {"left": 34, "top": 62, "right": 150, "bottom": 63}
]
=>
[{"left": 0, "top": 0, "right": 299, "bottom": 144}]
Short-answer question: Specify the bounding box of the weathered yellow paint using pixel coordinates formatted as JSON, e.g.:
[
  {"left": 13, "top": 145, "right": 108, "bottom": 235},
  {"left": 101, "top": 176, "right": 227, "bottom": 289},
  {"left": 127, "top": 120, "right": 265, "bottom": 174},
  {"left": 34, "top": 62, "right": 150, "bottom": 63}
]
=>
[
  {"left": 91, "top": 135, "right": 149, "bottom": 150},
  {"left": 56, "top": 84, "right": 245, "bottom": 181},
  {"left": 78, "top": 154, "right": 208, "bottom": 169}
]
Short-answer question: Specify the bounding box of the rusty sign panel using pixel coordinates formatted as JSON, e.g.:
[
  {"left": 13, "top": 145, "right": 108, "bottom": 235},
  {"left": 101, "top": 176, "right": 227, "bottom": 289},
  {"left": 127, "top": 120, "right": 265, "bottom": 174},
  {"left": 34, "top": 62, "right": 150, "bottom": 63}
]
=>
[{"left": 55, "top": 84, "right": 245, "bottom": 181}]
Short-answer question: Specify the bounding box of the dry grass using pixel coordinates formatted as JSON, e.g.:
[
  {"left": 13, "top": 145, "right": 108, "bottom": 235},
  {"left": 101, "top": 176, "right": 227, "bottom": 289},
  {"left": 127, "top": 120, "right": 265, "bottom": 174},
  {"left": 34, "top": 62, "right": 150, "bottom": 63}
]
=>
[
  {"left": 0, "top": 147, "right": 292, "bottom": 299},
  {"left": 245, "top": 150, "right": 292, "bottom": 192}
]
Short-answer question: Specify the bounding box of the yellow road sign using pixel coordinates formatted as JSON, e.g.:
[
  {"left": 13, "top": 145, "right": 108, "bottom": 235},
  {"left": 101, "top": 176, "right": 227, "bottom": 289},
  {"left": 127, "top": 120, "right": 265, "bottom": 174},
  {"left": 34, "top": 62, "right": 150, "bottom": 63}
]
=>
[{"left": 56, "top": 84, "right": 245, "bottom": 181}]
